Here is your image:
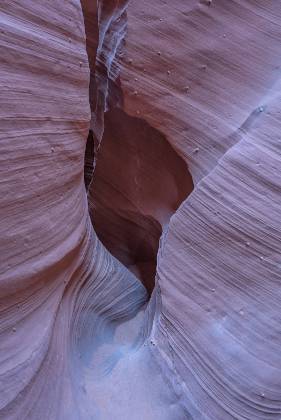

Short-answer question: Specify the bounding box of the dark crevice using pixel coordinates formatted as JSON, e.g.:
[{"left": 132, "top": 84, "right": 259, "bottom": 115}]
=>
[{"left": 84, "top": 130, "right": 95, "bottom": 191}]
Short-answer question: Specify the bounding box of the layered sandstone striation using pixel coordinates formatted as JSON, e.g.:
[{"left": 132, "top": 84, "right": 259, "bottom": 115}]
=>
[{"left": 0, "top": 1, "right": 281, "bottom": 419}]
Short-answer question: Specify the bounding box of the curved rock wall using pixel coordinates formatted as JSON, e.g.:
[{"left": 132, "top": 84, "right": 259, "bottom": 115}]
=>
[
  {"left": 121, "top": 1, "right": 281, "bottom": 418},
  {"left": 0, "top": 1, "right": 145, "bottom": 418},
  {"left": 1, "top": 0, "right": 281, "bottom": 419}
]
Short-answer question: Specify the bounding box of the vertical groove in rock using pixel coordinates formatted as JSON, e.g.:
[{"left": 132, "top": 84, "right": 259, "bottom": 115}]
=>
[{"left": 81, "top": 0, "right": 129, "bottom": 189}]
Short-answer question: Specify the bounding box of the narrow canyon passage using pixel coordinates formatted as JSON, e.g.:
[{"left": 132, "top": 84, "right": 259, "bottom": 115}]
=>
[
  {"left": 79, "top": 79, "right": 194, "bottom": 418},
  {"left": 1, "top": 1, "right": 281, "bottom": 419}
]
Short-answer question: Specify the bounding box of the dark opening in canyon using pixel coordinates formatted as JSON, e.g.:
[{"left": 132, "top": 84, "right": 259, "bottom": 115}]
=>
[{"left": 86, "top": 108, "right": 194, "bottom": 295}]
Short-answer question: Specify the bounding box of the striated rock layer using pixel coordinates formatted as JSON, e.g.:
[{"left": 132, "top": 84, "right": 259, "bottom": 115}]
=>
[
  {"left": 1, "top": 0, "right": 281, "bottom": 419},
  {"left": 120, "top": 1, "right": 281, "bottom": 418}
]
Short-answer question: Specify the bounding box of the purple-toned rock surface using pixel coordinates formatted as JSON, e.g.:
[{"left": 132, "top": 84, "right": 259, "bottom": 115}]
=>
[{"left": 1, "top": 1, "right": 281, "bottom": 419}]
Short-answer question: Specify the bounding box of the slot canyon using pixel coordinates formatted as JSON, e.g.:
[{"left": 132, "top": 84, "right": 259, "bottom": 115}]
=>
[{"left": 0, "top": 1, "right": 281, "bottom": 419}]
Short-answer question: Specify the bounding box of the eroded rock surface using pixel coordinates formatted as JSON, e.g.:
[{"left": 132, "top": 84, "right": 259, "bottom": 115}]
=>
[{"left": 1, "top": 1, "right": 281, "bottom": 419}]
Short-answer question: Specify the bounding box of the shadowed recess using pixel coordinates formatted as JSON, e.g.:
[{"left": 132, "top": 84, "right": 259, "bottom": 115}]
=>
[{"left": 88, "top": 108, "right": 194, "bottom": 294}]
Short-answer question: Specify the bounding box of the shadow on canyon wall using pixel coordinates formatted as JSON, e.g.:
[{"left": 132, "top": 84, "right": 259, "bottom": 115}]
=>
[{"left": 86, "top": 108, "right": 194, "bottom": 295}]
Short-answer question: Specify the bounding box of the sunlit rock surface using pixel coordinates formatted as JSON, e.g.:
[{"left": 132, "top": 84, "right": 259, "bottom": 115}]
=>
[{"left": 1, "top": 1, "right": 281, "bottom": 419}]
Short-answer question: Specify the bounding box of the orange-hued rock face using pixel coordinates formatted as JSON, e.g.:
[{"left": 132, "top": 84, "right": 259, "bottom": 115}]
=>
[{"left": 1, "top": 0, "right": 281, "bottom": 419}]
